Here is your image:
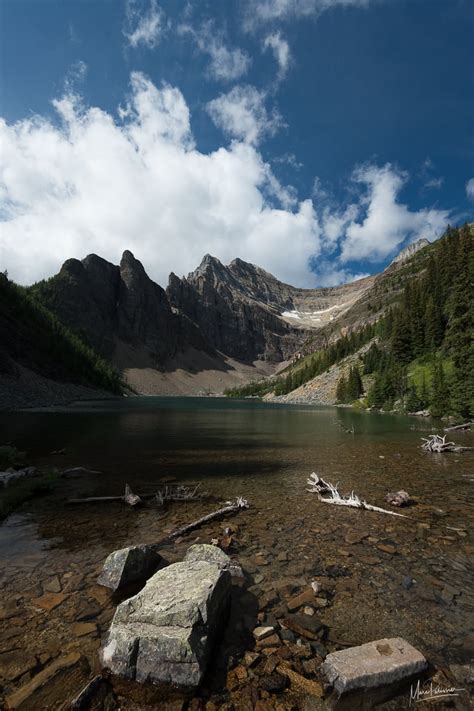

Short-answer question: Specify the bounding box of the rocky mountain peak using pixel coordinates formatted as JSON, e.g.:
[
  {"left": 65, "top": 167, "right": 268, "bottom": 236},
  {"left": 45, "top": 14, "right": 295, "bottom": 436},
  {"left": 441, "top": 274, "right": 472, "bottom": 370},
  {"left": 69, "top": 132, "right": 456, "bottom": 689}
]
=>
[{"left": 391, "top": 238, "right": 430, "bottom": 265}]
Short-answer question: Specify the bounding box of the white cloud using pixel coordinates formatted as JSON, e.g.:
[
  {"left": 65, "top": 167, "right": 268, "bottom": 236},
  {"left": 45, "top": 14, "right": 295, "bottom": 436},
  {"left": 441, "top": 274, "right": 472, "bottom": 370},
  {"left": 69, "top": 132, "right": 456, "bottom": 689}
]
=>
[
  {"left": 179, "top": 22, "right": 251, "bottom": 81},
  {"left": 336, "top": 164, "right": 450, "bottom": 262},
  {"left": 0, "top": 75, "right": 451, "bottom": 291},
  {"left": 245, "top": 0, "right": 374, "bottom": 27},
  {"left": 207, "top": 85, "right": 284, "bottom": 145},
  {"left": 466, "top": 178, "right": 474, "bottom": 201},
  {"left": 124, "top": 0, "right": 164, "bottom": 49},
  {"left": 262, "top": 32, "right": 291, "bottom": 79},
  {"left": 0, "top": 72, "right": 320, "bottom": 288}
]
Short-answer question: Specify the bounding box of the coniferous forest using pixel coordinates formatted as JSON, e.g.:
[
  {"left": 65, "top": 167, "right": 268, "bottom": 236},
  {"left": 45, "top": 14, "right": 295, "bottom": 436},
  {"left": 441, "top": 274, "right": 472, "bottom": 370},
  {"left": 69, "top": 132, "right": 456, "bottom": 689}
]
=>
[{"left": 228, "top": 224, "right": 474, "bottom": 418}]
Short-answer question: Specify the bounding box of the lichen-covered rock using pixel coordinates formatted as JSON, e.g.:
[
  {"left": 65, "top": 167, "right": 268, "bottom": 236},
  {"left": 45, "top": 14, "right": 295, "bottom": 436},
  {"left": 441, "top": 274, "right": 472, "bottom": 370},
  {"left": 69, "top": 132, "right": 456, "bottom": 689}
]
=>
[
  {"left": 97, "top": 544, "right": 161, "bottom": 592},
  {"left": 100, "top": 559, "right": 231, "bottom": 688},
  {"left": 322, "top": 637, "right": 427, "bottom": 694},
  {"left": 184, "top": 543, "right": 231, "bottom": 569}
]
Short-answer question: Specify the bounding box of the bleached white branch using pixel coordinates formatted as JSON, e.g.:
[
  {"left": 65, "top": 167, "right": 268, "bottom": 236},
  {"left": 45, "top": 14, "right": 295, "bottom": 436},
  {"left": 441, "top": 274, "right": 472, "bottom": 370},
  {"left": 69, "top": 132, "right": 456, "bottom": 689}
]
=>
[{"left": 306, "top": 473, "right": 407, "bottom": 518}]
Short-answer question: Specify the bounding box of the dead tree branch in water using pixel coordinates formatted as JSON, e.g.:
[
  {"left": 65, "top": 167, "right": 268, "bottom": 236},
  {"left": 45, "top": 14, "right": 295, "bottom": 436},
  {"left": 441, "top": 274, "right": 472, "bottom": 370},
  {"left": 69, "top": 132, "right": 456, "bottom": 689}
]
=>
[
  {"left": 443, "top": 422, "right": 473, "bottom": 432},
  {"left": 306, "top": 473, "right": 408, "bottom": 518},
  {"left": 421, "top": 434, "right": 474, "bottom": 453},
  {"left": 160, "top": 497, "right": 249, "bottom": 542},
  {"left": 67, "top": 483, "right": 206, "bottom": 506}
]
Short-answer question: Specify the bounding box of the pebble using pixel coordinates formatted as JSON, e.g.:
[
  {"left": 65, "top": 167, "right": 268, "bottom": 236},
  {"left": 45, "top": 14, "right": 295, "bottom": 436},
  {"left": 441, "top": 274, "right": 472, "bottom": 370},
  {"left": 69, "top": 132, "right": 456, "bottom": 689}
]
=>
[{"left": 253, "top": 626, "right": 275, "bottom": 641}]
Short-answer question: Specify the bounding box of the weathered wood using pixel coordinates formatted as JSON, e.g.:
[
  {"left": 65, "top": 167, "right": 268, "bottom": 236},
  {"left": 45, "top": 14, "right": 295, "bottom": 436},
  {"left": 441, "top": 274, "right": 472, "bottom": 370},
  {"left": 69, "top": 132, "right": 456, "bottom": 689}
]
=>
[
  {"left": 160, "top": 497, "right": 249, "bottom": 543},
  {"left": 421, "top": 434, "right": 474, "bottom": 453},
  {"left": 444, "top": 421, "right": 473, "bottom": 432},
  {"left": 68, "top": 483, "right": 206, "bottom": 505},
  {"left": 306, "top": 473, "right": 408, "bottom": 518},
  {"left": 124, "top": 484, "right": 142, "bottom": 507}
]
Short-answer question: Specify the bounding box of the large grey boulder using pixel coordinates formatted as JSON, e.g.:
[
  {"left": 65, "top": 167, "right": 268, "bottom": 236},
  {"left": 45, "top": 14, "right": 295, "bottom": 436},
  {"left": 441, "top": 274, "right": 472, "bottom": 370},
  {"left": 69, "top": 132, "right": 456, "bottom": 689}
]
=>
[
  {"left": 185, "top": 543, "right": 244, "bottom": 580},
  {"left": 184, "top": 543, "right": 231, "bottom": 568},
  {"left": 100, "top": 559, "right": 231, "bottom": 687},
  {"left": 97, "top": 544, "right": 162, "bottom": 592},
  {"left": 322, "top": 637, "right": 427, "bottom": 694}
]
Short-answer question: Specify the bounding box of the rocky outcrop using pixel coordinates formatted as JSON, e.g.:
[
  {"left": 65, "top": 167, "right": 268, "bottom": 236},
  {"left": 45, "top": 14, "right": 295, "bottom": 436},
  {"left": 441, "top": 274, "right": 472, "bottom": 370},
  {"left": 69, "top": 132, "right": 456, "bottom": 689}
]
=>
[
  {"left": 322, "top": 637, "right": 427, "bottom": 694},
  {"left": 32, "top": 251, "right": 217, "bottom": 375},
  {"left": 390, "top": 238, "right": 429, "bottom": 265},
  {"left": 100, "top": 557, "right": 231, "bottom": 688},
  {"left": 167, "top": 255, "right": 374, "bottom": 363},
  {"left": 167, "top": 256, "right": 303, "bottom": 363},
  {"left": 97, "top": 544, "right": 162, "bottom": 592}
]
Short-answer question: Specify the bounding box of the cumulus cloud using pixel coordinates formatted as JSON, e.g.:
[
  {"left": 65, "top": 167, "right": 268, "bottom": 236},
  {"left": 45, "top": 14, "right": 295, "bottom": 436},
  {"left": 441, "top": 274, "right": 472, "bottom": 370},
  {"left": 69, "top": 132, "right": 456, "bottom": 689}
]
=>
[
  {"left": 466, "top": 178, "right": 474, "bottom": 201},
  {"left": 124, "top": 0, "right": 164, "bottom": 49},
  {"left": 245, "top": 0, "right": 374, "bottom": 27},
  {"left": 337, "top": 164, "right": 450, "bottom": 262},
  {"left": 0, "top": 72, "right": 320, "bottom": 287},
  {"left": 207, "top": 85, "right": 284, "bottom": 145},
  {"left": 0, "top": 74, "right": 451, "bottom": 289},
  {"left": 179, "top": 22, "right": 251, "bottom": 81},
  {"left": 262, "top": 32, "right": 291, "bottom": 79}
]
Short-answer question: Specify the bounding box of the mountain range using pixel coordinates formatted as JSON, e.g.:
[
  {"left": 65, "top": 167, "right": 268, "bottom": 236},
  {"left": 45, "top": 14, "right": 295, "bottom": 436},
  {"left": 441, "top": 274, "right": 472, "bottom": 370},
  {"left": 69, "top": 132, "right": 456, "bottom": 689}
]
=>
[{"left": 0, "top": 236, "right": 432, "bottom": 404}]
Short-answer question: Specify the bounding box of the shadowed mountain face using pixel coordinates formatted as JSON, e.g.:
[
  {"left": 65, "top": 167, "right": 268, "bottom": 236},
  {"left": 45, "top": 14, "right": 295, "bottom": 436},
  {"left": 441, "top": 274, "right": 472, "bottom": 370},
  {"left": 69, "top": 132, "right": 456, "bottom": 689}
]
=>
[
  {"left": 167, "top": 255, "right": 374, "bottom": 362},
  {"left": 32, "top": 251, "right": 209, "bottom": 368}
]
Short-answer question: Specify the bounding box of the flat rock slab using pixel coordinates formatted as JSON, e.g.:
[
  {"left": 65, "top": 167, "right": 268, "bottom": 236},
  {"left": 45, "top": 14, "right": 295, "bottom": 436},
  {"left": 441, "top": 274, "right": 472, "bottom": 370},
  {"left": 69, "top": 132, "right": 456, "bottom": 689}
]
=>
[
  {"left": 100, "top": 559, "right": 231, "bottom": 688},
  {"left": 322, "top": 637, "right": 427, "bottom": 694},
  {"left": 97, "top": 544, "right": 162, "bottom": 592}
]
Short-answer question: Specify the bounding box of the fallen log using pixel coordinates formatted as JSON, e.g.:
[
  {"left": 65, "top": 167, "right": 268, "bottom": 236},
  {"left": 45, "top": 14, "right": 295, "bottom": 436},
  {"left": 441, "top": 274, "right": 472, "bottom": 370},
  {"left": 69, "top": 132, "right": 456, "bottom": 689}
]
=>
[
  {"left": 160, "top": 497, "right": 249, "bottom": 543},
  {"left": 444, "top": 421, "right": 473, "bottom": 432},
  {"left": 306, "top": 473, "right": 408, "bottom": 518},
  {"left": 67, "top": 483, "right": 206, "bottom": 505}
]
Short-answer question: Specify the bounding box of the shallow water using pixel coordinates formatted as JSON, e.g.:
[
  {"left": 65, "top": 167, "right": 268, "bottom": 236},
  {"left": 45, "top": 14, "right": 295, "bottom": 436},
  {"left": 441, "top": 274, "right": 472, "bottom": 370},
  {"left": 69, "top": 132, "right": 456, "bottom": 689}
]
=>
[{"left": 0, "top": 398, "right": 473, "bottom": 709}]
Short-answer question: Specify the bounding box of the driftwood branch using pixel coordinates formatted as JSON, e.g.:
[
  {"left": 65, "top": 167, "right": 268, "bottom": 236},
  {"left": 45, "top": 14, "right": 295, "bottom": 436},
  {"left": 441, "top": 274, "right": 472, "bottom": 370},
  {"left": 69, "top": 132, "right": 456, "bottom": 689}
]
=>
[
  {"left": 306, "top": 473, "right": 408, "bottom": 518},
  {"left": 161, "top": 497, "right": 249, "bottom": 542},
  {"left": 444, "top": 421, "right": 473, "bottom": 432},
  {"left": 421, "top": 434, "right": 474, "bottom": 453},
  {"left": 124, "top": 484, "right": 142, "bottom": 507},
  {"left": 67, "top": 483, "right": 206, "bottom": 505}
]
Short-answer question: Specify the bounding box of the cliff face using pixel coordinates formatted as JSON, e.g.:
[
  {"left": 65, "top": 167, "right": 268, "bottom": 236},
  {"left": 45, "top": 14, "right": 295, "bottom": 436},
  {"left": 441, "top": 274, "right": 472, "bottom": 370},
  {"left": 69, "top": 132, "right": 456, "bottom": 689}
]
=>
[
  {"left": 33, "top": 251, "right": 180, "bottom": 365},
  {"left": 167, "top": 256, "right": 308, "bottom": 363},
  {"left": 166, "top": 255, "right": 374, "bottom": 362}
]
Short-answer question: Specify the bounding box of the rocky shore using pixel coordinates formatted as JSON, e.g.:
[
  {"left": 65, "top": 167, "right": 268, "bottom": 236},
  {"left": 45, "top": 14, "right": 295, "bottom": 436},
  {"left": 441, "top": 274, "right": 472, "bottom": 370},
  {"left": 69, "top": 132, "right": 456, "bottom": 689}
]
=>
[{"left": 0, "top": 365, "right": 119, "bottom": 411}]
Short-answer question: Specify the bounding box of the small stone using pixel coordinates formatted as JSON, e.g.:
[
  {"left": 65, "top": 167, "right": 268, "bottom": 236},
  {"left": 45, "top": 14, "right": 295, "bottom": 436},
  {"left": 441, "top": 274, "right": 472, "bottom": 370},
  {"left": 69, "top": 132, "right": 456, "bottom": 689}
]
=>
[
  {"left": 277, "top": 665, "right": 323, "bottom": 697},
  {"left": 253, "top": 626, "right": 275, "bottom": 641},
  {"left": 257, "top": 634, "right": 280, "bottom": 648},
  {"left": 321, "top": 637, "right": 427, "bottom": 694},
  {"left": 260, "top": 673, "right": 288, "bottom": 693},
  {"left": 43, "top": 576, "right": 62, "bottom": 594},
  {"left": 31, "top": 592, "right": 66, "bottom": 611},
  {"left": 310, "top": 581, "right": 320, "bottom": 594},
  {"left": 72, "top": 622, "right": 97, "bottom": 637},
  {"left": 287, "top": 589, "right": 315, "bottom": 611},
  {"left": 277, "top": 552, "right": 289, "bottom": 562},
  {"left": 377, "top": 544, "right": 397, "bottom": 555},
  {"left": 345, "top": 531, "right": 369, "bottom": 545},
  {"left": 303, "top": 606, "right": 314, "bottom": 616},
  {"left": 244, "top": 651, "right": 260, "bottom": 668}
]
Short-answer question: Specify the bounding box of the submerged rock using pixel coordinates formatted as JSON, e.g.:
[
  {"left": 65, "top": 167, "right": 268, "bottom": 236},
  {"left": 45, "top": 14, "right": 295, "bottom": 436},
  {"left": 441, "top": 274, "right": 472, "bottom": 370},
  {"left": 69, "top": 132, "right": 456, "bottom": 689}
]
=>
[
  {"left": 322, "top": 637, "right": 427, "bottom": 694},
  {"left": 100, "top": 559, "right": 231, "bottom": 688},
  {"left": 97, "top": 544, "right": 162, "bottom": 592}
]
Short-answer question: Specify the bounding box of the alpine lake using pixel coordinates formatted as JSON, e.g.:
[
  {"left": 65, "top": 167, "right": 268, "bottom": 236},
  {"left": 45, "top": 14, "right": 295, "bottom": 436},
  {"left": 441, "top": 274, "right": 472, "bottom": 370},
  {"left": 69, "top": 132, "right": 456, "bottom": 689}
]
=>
[{"left": 0, "top": 397, "right": 473, "bottom": 710}]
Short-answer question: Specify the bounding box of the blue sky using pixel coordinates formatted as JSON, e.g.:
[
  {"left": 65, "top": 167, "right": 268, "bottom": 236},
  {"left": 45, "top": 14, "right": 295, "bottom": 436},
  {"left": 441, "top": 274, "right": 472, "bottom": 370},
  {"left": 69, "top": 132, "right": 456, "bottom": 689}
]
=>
[{"left": 0, "top": 0, "right": 473, "bottom": 287}]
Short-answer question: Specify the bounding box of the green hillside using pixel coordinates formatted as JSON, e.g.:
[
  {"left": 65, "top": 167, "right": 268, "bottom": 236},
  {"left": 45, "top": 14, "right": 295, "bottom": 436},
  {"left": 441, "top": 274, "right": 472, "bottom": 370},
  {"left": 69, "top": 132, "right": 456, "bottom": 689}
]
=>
[
  {"left": 0, "top": 272, "right": 123, "bottom": 394},
  {"left": 227, "top": 224, "right": 474, "bottom": 418}
]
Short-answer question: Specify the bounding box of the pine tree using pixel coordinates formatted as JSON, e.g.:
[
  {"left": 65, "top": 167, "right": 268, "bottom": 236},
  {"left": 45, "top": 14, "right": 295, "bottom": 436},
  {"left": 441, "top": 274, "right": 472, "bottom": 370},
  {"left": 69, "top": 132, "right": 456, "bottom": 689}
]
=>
[
  {"left": 430, "top": 360, "right": 450, "bottom": 417},
  {"left": 336, "top": 373, "right": 347, "bottom": 403}
]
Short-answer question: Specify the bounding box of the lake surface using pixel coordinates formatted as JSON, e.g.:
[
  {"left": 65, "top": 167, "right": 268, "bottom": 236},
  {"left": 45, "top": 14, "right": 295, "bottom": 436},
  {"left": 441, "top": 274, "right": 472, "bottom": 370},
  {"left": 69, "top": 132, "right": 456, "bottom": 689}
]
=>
[{"left": 0, "top": 398, "right": 473, "bottom": 709}]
